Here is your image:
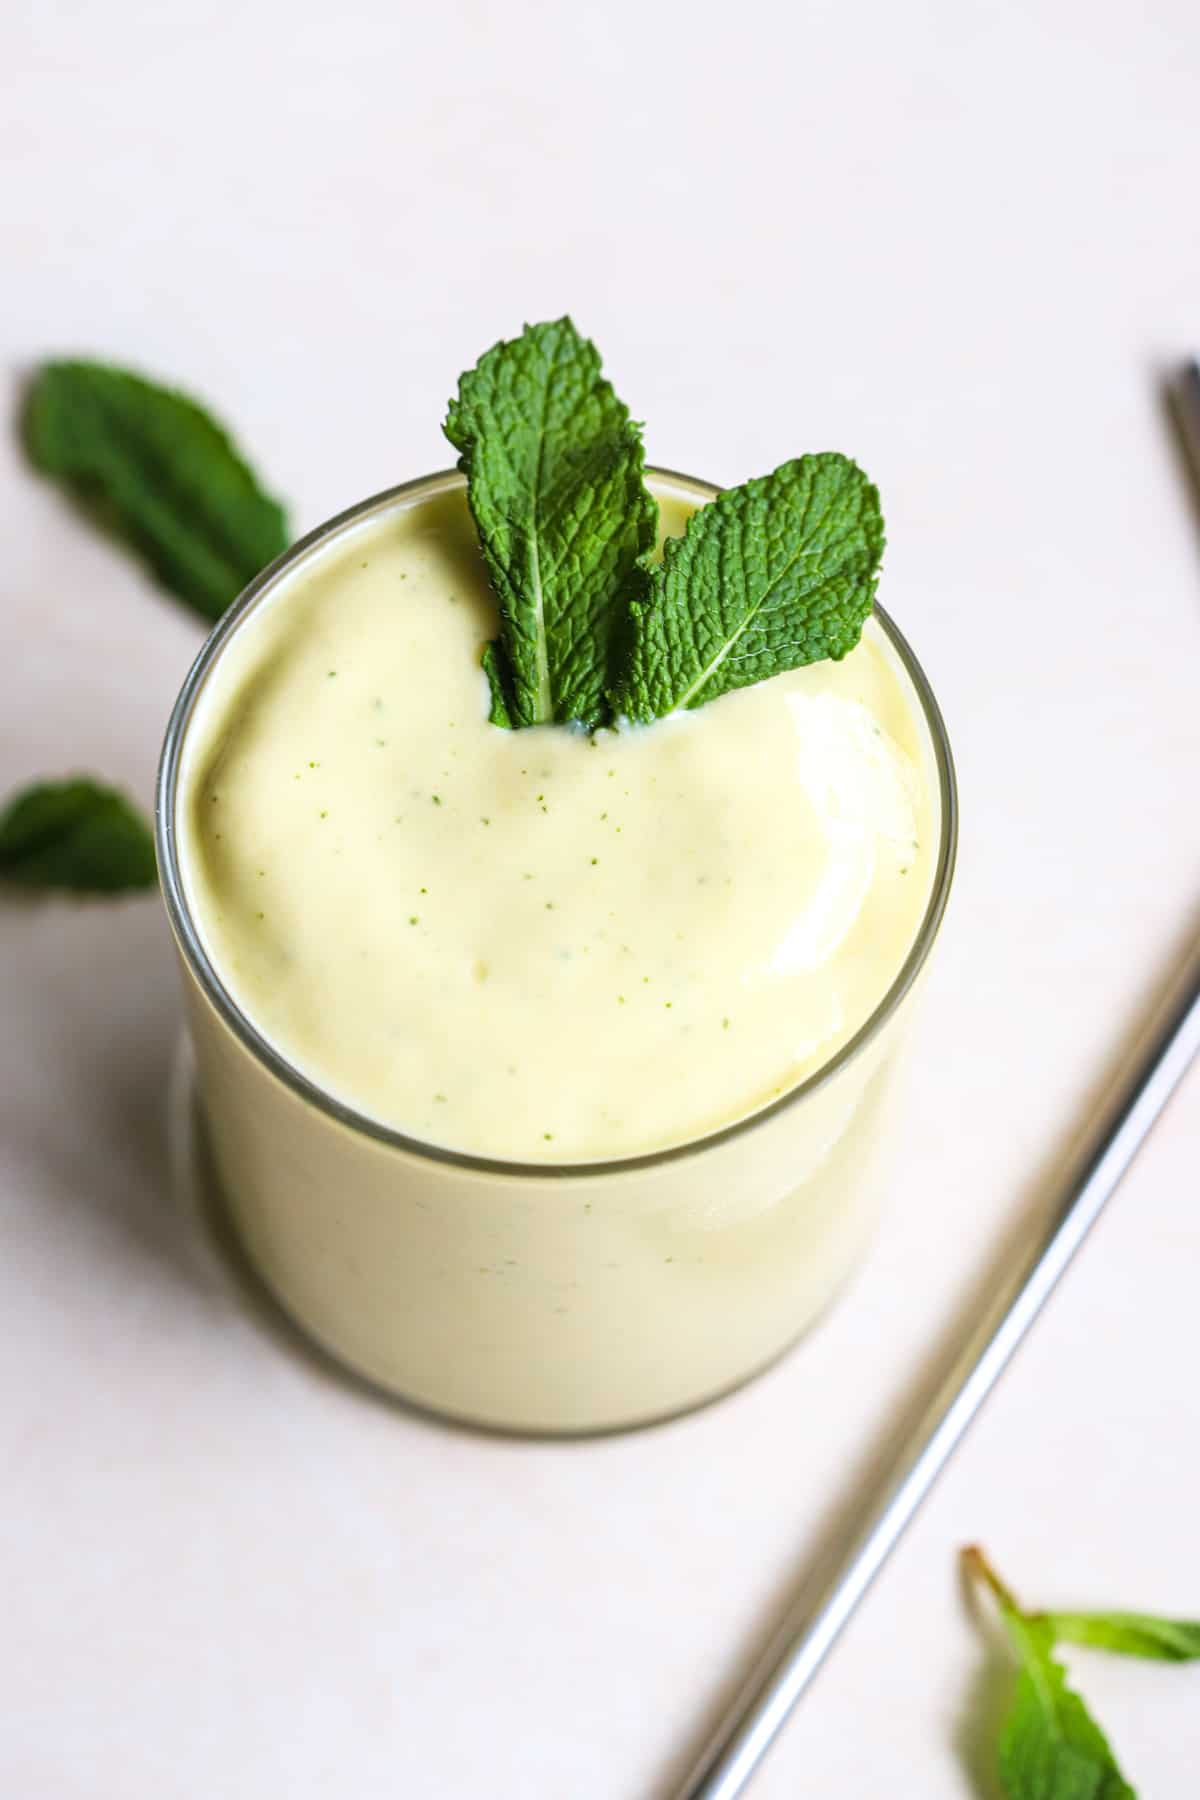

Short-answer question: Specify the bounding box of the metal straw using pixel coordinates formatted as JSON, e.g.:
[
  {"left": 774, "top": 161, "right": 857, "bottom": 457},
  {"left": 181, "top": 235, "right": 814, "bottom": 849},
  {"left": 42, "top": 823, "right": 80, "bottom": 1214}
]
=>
[{"left": 674, "top": 364, "right": 1200, "bottom": 1800}]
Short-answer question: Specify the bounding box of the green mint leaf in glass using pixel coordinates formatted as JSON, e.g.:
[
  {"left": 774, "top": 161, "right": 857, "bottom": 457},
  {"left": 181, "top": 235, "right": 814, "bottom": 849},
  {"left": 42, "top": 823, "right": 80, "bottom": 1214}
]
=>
[
  {"left": 480, "top": 640, "right": 516, "bottom": 729},
  {"left": 963, "top": 1549, "right": 1136, "bottom": 1800},
  {"left": 444, "top": 317, "right": 657, "bottom": 730},
  {"left": 0, "top": 778, "right": 156, "bottom": 893},
  {"left": 613, "top": 454, "right": 883, "bottom": 723},
  {"left": 23, "top": 360, "right": 290, "bottom": 622},
  {"left": 1040, "top": 1613, "right": 1200, "bottom": 1663}
]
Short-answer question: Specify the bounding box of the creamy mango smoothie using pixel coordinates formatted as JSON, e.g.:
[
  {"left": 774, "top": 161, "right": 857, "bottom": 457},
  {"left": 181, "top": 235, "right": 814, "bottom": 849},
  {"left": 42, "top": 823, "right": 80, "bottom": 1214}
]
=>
[{"left": 159, "top": 469, "right": 954, "bottom": 1432}]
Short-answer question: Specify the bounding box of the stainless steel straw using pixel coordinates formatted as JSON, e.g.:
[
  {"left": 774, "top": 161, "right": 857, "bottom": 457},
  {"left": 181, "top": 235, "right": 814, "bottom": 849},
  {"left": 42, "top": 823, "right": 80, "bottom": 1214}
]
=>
[{"left": 674, "top": 364, "right": 1200, "bottom": 1800}]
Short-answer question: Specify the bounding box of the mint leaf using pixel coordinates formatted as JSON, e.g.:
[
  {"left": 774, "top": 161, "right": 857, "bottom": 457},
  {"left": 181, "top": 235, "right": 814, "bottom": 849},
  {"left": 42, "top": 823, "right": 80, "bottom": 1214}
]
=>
[
  {"left": 614, "top": 454, "right": 883, "bottom": 722},
  {"left": 23, "top": 360, "right": 290, "bottom": 621},
  {"left": 480, "top": 640, "right": 515, "bottom": 728},
  {"left": 963, "top": 1550, "right": 1136, "bottom": 1800},
  {"left": 0, "top": 779, "right": 155, "bottom": 893},
  {"left": 444, "top": 318, "right": 657, "bottom": 729},
  {"left": 1042, "top": 1614, "right": 1200, "bottom": 1663},
  {"left": 999, "top": 1615, "right": 1135, "bottom": 1800}
]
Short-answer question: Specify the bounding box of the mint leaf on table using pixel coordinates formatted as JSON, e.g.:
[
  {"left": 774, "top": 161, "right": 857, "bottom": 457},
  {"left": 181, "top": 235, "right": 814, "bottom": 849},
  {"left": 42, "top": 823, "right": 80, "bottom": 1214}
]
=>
[
  {"left": 0, "top": 779, "right": 155, "bottom": 893},
  {"left": 1040, "top": 1613, "right": 1200, "bottom": 1663},
  {"left": 613, "top": 453, "right": 883, "bottom": 722},
  {"left": 444, "top": 317, "right": 657, "bottom": 730},
  {"left": 23, "top": 360, "right": 290, "bottom": 622},
  {"left": 998, "top": 1613, "right": 1135, "bottom": 1800},
  {"left": 963, "top": 1548, "right": 1138, "bottom": 1799}
]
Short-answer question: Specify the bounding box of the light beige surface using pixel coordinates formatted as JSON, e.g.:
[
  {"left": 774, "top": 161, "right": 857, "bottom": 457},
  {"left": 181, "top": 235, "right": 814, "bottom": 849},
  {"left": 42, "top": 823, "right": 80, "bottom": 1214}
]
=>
[{"left": 3, "top": 1, "right": 1200, "bottom": 1794}]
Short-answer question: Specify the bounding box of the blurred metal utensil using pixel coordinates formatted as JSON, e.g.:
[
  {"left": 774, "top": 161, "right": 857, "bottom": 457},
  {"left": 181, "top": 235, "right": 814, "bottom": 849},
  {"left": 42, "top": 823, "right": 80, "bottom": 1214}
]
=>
[{"left": 673, "top": 365, "right": 1200, "bottom": 1800}]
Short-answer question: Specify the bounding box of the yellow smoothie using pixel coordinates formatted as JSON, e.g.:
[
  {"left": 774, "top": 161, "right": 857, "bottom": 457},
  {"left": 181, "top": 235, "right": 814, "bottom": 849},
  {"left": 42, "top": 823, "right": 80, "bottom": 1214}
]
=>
[
  {"left": 162, "top": 469, "right": 952, "bottom": 1432},
  {"left": 179, "top": 484, "right": 932, "bottom": 1163}
]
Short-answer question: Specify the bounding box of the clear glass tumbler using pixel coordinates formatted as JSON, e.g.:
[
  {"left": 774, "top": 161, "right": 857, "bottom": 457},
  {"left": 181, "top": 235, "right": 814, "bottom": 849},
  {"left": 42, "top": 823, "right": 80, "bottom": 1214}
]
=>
[{"left": 157, "top": 469, "right": 957, "bottom": 1435}]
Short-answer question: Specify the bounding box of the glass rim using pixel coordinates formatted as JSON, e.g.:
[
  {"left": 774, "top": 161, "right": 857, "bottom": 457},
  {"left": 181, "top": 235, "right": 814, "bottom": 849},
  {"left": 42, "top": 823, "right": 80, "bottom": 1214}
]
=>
[{"left": 156, "top": 465, "right": 959, "bottom": 1180}]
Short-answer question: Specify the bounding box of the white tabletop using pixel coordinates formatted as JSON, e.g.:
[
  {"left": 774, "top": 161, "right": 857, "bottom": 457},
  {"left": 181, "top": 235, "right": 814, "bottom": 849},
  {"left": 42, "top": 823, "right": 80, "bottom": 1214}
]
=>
[{"left": 4, "top": 3, "right": 1199, "bottom": 1794}]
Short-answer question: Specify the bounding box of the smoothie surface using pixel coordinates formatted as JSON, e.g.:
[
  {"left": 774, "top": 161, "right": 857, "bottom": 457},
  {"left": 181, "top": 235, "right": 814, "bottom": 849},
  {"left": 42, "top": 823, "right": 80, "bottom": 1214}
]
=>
[{"left": 179, "top": 480, "right": 933, "bottom": 1160}]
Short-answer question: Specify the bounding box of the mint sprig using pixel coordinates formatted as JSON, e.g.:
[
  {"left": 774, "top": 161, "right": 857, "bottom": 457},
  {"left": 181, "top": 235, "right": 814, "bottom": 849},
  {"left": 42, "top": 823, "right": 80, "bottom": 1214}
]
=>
[
  {"left": 23, "top": 360, "right": 290, "bottom": 622},
  {"left": 0, "top": 779, "right": 155, "bottom": 893},
  {"left": 614, "top": 453, "right": 883, "bottom": 721},
  {"left": 444, "top": 318, "right": 657, "bottom": 730},
  {"left": 963, "top": 1547, "right": 1200, "bottom": 1798},
  {"left": 445, "top": 321, "right": 883, "bottom": 730}
]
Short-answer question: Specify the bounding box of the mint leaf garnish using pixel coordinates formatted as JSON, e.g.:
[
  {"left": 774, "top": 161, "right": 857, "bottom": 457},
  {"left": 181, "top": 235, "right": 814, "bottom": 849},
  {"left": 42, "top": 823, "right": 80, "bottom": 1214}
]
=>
[
  {"left": 613, "top": 454, "right": 883, "bottom": 722},
  {"left": 1041, "top": 1613, "right": 1200, "bottom": 1663},
  {"left": 23, "top": 360, "right": 290, "bottom": 621},
  {"left": 0, "top": 778, "right": 155, "bottom": 893},
  {"left": 480, "top": 641, "right": 515, "bottom": 729},
  {"left": 445, "top": 327, "right": 886, "bottom": 729},
  {"left": 964, "top": 1548, "right": 1139, "bottom": 1799},
  {"left": 444, "top": 318, "right": 657, "bottom": 730}
]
